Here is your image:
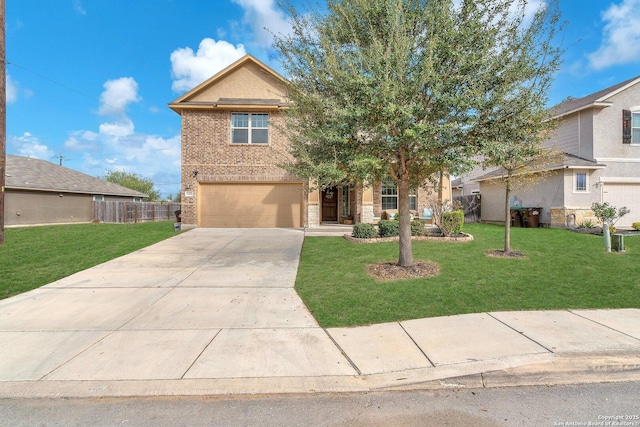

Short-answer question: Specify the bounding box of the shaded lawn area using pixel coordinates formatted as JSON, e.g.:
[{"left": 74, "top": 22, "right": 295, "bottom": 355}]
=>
[
  {"left": 295, "top": 223, "right": 640, "bottom": 328},
  {"left": 0, "top": 221, "right": 180, "bottom": 300}
]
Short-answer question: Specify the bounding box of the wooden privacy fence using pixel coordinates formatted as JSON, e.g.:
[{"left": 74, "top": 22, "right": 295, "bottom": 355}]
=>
[
  {"left": 454, "top": 194, "right": 481, "bottom": 223},
  {"left": 93, "top": 201, "right": 181, "bottom": 224}
]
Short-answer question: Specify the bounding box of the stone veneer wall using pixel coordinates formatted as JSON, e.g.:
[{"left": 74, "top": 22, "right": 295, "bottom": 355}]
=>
[{"left": 549, "top": 207, "right": 596, "bottom": 228}]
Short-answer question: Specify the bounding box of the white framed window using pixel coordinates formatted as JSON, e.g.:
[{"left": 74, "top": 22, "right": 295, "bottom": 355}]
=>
[
  {"left": 133, "top": 197, "right": 142, "bottom": 203},
  {"left": 381, "top": 178, "right": 398, "bottom": 210},
  {"left": 575, "top": 171, "right": 588, "bottom": 192},
  {"left": 409, "top": 188, "right": 417, "bottom": 211},
  {"left": 633, "top": 112, "right": 640, "bottom": 144},
  {"left": 341, "top": 185, "right": 350, "bottom": 217},
  {"left": 231, "top": 113, "right": 269, "bottom": 144},
  {"left": 93, "top": 195, "right": 104, "bottom": 201}
]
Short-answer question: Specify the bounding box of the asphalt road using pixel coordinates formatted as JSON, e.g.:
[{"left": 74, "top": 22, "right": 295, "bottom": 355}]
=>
[{"left": 1, "top": 382, "right": 638, "bottom": 426}]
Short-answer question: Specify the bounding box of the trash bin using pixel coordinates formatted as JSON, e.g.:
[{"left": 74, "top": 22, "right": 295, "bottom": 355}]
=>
[
  {"left": 510, "top": 209, "right": 522, "bottom": 227},
  {"left": 174, "top": 222, "right": 181, "bottom": 231},
  {"left": 611, "top": 234, "right": 625, "bottom": 252},
  {"left": 526, "top": 208, "right": 541, "bottom": 228}
]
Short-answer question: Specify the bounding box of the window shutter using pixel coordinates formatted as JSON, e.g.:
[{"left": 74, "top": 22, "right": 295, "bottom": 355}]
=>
[{"left": 623, "top": 109, "right": 631, "bottom": 144}]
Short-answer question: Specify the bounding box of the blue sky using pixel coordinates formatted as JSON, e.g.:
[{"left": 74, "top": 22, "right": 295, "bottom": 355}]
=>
[{"left": 6, "top": 0, "right": 640, "bottom": 199}]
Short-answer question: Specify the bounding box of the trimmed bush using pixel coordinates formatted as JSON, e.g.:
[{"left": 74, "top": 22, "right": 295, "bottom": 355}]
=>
[
  {"left": 633, "top": 222, "right": 640, "bottom": 231},
  {"left": 411, "top": 219, "right": 426, "bottom": 236},
  {"left": 378, "top": 220, "right": 399, "bottom": 237},
  {"left": 352, "top": 223, "right": 376, "bottom": 239},
  {"left": 441, "top": 210, "right": 464, "bottom": 236}
]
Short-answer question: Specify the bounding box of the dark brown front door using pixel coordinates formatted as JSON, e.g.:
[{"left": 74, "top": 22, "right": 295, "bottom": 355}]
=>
[{"left": 322, "top": 187, "right": 338, "bottom": 222}]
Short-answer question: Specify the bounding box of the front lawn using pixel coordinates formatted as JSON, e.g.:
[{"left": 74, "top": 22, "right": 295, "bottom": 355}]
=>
[
  {"left": 295, "top": 223, "right": 640, "bottom": 328},
  {"left": 0, "top": 221, "right": 180, "bottom": 300}
]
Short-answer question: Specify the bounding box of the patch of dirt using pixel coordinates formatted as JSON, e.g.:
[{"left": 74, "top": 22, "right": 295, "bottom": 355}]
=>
[
  {"left": 366, "top": 260, "right": 440, "bottom": 282},
  {"left": 485, "top": 249, "right": 527, "bottom": 258}
]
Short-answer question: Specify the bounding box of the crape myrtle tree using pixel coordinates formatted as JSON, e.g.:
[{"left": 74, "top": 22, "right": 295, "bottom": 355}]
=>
[{"left": 273, "top": 0, "right": 563, "bottom": 267}]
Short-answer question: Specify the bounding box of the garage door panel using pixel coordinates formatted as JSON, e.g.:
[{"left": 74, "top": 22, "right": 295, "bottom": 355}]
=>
[
  {"left": 603, "top": 184, "right": 640, "bottom": 227},
  {"left": 199, "top": 183, "right": 303, "bottom": 228}
]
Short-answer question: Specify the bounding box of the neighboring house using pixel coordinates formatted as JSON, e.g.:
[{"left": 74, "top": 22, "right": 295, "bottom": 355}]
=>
[
  {"left": 4, "top": 155, "right": 146, "bottom": 226},
  {"left": 169, "top": 54, "right": 450, "bottom": 228},
  {"left": 464, "top": 75, "right": 640, "bottom": 228}
]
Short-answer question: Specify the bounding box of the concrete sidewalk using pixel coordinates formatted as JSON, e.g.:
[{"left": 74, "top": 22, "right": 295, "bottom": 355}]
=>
[{"left": 0, "top": 228, "right": 638, "bottom": 398}]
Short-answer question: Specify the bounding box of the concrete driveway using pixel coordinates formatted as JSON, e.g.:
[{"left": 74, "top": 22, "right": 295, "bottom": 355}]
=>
[{"left": 1, "top": 227, "right": 639, "bottom": 398}]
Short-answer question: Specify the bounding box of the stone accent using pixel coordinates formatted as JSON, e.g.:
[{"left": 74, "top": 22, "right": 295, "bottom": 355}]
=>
[
  {"left": 361, "top": 204, "right": 375, "bottom": 224},
  {"left": 550, "top": 208, "right": 595, "bottom": 229},
  {"left": 307, "top": 204, "right": 320, "bottom": 228}
]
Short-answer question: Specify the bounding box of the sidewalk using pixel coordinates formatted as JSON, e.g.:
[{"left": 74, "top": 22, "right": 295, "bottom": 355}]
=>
[{"left": 0, "top": 227, "right": 638, "bottom": 398}]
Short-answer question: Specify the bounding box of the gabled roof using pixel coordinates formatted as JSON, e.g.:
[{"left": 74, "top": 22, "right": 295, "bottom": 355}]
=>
[
  {"left": 550, "top": 75, "right": 640, "bottom": 119},
  {"left": 5, "top": 155, "right": 147, "bottom": 197},
  {"left": 168, "top": 54, "right": 288, "bottom": 112},
  {"left": 473, "top": 153, "right": 606, "bottom": 182}
]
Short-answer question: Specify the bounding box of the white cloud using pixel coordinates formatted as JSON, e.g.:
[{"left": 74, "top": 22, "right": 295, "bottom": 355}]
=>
[
  {"left": 99, "top": 118, "right": 135, "bottom": 137},
  {"left": 231, "top": 0, "right": 292, "bottom": 48},
  {"left": 9, "top": 132, "right": 55, "bottom": 160},
  {"left": 170, "top": 38, "right": 246, "bottom": 93},
  {"left": 6, "top": 74, "right": 17, "bottom": 104},
  {"left": 98, "top": 77, "right": 141, "bottom": 116},
  {"left": 74, "top": 0, "right": 86, "bottom": 15},
  {"left": 588, "top": 0, "right": 640, "bottom": 70}
]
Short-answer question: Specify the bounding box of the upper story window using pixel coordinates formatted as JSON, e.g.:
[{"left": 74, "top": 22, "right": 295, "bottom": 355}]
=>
[
  {"left": 622, "top": 109, "right": 640, "bottom": 144},
  {"left": 231, "top": 113, "right": 269, "bottom": 144}
]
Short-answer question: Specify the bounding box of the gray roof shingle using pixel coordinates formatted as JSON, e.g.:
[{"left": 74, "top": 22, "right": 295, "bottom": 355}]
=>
[
  {"left": 551, "top": 75, "right": 640, "bottom": 117},
  {"left": 5, "top": 155, "right": 147, "bottom": 197}
]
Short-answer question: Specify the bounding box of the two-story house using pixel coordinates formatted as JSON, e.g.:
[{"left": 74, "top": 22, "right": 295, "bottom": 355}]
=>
[
  {"left": 169, "top": 54, "right": 449, "bottom": 228},
  {"left": 472, "top": 75, "right": 640, "bottom": 228}
]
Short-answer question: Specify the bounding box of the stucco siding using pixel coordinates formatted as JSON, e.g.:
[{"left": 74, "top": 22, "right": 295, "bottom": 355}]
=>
[
  {"left": 593, "top": 83, "right": 640, "bottom": 160},
  {"left": 5, "top": 190, "right": 93, "bottom": 226}
]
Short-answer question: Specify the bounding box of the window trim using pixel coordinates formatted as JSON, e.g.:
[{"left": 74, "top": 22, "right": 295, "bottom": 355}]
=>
[
  {"left": 574, "top": 171, "right": 588, "bottom": 193},
  {"left": 632, "top": 112, "right": 640, "bottom": 144},
  {"left": 341, "top": 185, "right": 350, "bottom": 217},
  {"left": 381, "top": 178, "right": 398, "bottom": 211},
  {"left": 231, "top": 112, "right": 269, "bottom": 144}
]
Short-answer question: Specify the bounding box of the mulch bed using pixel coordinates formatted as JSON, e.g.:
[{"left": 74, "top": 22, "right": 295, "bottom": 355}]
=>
[{"left": 366, "top": 260, "right": 440, "bottom": 281}]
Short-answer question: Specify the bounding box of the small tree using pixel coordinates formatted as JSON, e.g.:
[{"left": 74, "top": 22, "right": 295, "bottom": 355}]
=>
[
  {"left": 591, "top": 202, "right": 630, "bottom": 232},
  {"left": 102, "top": 170, "right": 160, "bottom": 201}
]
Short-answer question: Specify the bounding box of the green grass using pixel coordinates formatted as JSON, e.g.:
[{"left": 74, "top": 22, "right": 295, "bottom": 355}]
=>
[
  {"left": 0, "top": 221, "right": 180, "bottom": 299},
  {"left": 295, "top": 223, "right": 640, "bottom": 327}
]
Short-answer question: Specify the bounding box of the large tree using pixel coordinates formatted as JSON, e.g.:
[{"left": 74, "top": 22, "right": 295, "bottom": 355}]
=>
[
  {"left": 274, "top": 0, "right": 563, "bottom": 267},
  {"left": 102, "top": 170, "right": 161, "bottom": 201}
]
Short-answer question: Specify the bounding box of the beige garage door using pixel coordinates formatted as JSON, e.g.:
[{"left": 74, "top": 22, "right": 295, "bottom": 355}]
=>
[
  {"left": 198, "top": 183, "right": 303, "bottom": 227},
  {"left": 603, "top": 183, "right": 640, "bottom": 227}
]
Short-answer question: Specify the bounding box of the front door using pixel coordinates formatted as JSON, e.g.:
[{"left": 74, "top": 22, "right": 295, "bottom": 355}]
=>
[{"left": 321, "top": 187, "right": 338, "bottom": 222}]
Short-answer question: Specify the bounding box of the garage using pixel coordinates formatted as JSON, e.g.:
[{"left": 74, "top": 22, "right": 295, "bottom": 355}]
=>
[
  {"left": 198, "top": 183, "right": 304, "bottom": 228},
  {"left": 603, "top": 183, "right": 640, "bottom": 228}
]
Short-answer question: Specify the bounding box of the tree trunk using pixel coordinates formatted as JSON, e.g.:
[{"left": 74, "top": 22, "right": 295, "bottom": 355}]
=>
[
  {"left": 504, "top": 177, "right": 512, "bottom": 254},
  {"left": 397, "top": 177, "right": 414, "bottom": 267}
]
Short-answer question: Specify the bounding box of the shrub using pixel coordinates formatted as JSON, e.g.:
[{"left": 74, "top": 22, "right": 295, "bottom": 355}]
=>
[
  {"left": 591, "top": 202, "right": 630, "bottom": 228},
  {"left": 352, "top": 223, "right": 376, "bottom": 239},
  {"left": 411, "top": 219, "right": 426, "bottom": 236},
  {"left": 578, "top": 219, "right": 595, "bottom": 229},
  {"left": 632, "top": 222, "right": 640, "bottom": 231},
  {"left": 441, "top": 210, "right": 464, "bottom": 236},
  {"left": 378, "top": 220, "right": 399, "bottom": 237}
]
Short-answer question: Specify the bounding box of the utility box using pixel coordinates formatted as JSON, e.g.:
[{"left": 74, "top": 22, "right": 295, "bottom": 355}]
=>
[{"left": 611, "top": 234, "right": 625, "bottom": 252}]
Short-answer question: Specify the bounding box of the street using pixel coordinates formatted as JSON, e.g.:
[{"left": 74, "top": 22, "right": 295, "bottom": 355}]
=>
[{"left": 1, "top": 381, "right": 638, "bottom": 426}]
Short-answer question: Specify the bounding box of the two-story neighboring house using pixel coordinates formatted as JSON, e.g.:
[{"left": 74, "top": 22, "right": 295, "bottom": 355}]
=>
[
  {"left": 473, "top": 75, "right": 640, "bottom": 228},
  {"left": 169, "top": 54, "right": 449, "bottom": 228}
]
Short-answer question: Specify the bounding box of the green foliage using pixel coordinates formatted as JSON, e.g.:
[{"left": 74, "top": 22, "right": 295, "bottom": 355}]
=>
[
  {"left": 411, "top": 220, "right": 426, "bottom": 236},
  {"left": 591, "top": 202, "right": 630, "bottom": 227},
  {"left": 352, "top": 223, "right": 376, "bottom": 239},
  {"left": 578, "top": 219, "right": 596, "bottom": 229},
  {"left": 632, "top": 222, "right": 640, "bottom": 231},
  {"left": 378, "top": 220, "right": 400, "bottom": 237},
  {"left": 274, "top": 0, "right": 564, "bottom": 267},
  {"left": 441, "top": 210, "right": 464, "bottom": 236},
  {"left": 103, "top": 170, "right": 161, "bottom": 201},
  {"left": 0, "top": 222, "right": 179, "bottom": 300}
]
